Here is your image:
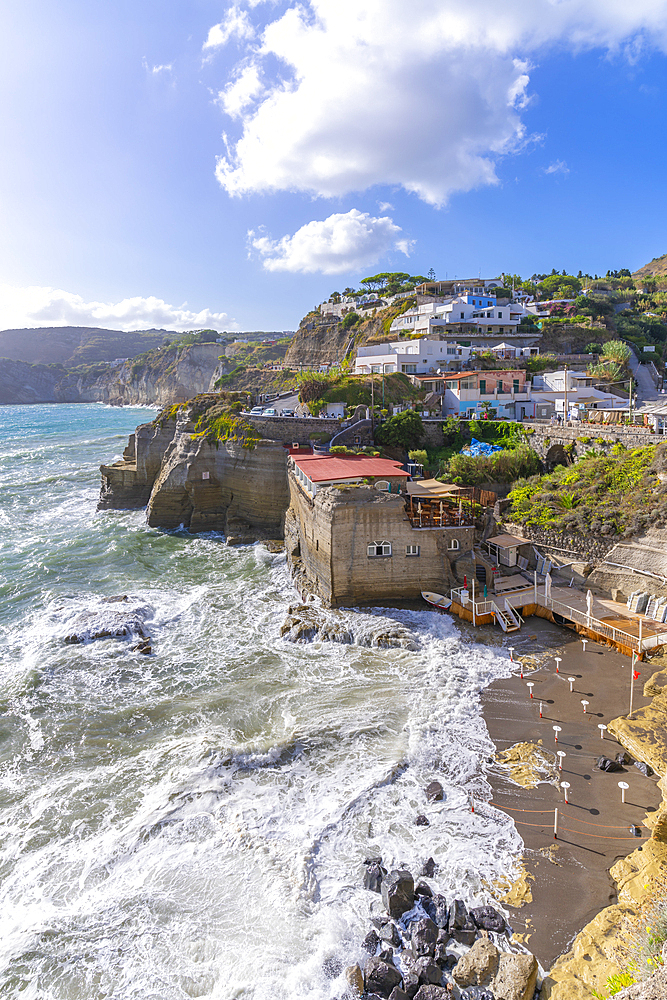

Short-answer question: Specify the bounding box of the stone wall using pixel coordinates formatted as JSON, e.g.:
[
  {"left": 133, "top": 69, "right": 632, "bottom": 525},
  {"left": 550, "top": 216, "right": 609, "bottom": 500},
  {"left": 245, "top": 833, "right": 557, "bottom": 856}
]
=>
[
  {"left": 527, "top": 423, "right": 655, "bottom": 461},
  {"left": 246, "top": 415, "right": 342, "bottom": 445},
  {"left": 501, "top": 521, "right": 615, "bottom": 563},
  {"left": 286, "top": 474, "right": 473, "bottom": 605}
]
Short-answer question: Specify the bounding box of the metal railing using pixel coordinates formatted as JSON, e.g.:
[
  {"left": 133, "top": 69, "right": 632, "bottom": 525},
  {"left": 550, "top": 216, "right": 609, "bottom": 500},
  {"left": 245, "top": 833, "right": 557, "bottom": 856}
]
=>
[{"left": 541, "top": 594, "right": 645, "bottom": 653}]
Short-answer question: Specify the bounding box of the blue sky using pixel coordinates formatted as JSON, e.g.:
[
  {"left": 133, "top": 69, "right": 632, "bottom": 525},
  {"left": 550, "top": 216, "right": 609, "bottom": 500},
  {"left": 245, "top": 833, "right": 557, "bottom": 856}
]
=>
[{"left": 1, "top": 0, "right": 667, "bottom": 332}]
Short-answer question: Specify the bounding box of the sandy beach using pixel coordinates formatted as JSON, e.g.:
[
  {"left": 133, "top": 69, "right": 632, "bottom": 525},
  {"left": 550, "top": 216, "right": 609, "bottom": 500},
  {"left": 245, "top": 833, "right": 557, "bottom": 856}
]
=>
[{"left": 479, "top": 617, "right": 663, "bottom": 967}]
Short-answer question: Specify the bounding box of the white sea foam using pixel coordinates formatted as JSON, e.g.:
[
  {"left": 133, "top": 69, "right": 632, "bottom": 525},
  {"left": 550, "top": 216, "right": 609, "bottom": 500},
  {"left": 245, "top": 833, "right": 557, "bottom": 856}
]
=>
[{"left": 0, "top": 404, "right": 524, "bottom": 999}]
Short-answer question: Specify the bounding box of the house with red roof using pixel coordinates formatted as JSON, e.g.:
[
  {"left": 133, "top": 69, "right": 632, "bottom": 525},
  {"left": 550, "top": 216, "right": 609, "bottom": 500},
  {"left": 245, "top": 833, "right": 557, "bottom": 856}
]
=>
[{"left": 289, "top": 449, "right": 409, "bottom": 497}]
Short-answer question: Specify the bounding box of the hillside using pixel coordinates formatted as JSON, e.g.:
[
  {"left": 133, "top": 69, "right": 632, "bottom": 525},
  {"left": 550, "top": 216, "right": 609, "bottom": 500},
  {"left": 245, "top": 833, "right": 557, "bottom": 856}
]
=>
[
  {"left": 285, "top": 299, "right": 413, "bottom": 367},
  {"left": 633, "top": 253, "right": 667, "bottom": 280},
  {"left": 0, "top": 326, "right": 176, "bottom": 366}
]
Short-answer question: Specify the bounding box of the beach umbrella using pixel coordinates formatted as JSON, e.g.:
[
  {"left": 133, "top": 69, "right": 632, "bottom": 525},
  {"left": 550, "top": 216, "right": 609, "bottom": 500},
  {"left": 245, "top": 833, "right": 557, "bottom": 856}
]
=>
[
  {"left": 586, "top": 590, "right": 593, "bottom": 617},
  {"left": 545, "top": 572, "right": 552, "bottom": 598},
  {"left": 417, "top": 502, "right": 422, "bottom": 527},
  {"left": 439, "top": 500, "right": 443, "bottom": 524}
]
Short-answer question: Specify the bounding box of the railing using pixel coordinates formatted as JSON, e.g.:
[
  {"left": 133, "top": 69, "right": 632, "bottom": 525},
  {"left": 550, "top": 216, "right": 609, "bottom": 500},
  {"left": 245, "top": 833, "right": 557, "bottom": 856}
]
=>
[
  {"left": 541, "top": 594, "right": 645, "bottom": 653},
  {"left": 408, "top": 514, "right": 474, "bottom": 528}
]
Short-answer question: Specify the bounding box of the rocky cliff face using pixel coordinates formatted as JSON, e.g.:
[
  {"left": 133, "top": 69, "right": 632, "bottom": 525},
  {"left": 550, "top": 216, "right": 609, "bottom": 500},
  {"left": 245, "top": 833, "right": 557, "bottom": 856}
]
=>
[
  {"left": 0, "top": 359, "right": 63, "bottom": 404},
  {"left": 1, "top": 342, "right": 227, "bottom": 407},
  {"left": 285, "top": 300, "right": 412, "bottom": 367},
  {"left": 100, "top": 398, "right": 290, "bottom": 541}
]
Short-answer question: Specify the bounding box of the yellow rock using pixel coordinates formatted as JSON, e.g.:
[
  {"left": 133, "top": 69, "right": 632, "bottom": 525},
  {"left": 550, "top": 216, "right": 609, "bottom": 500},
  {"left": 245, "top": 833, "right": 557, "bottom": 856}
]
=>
[
  {"left": 540, "top": 903, "right": 637, "bottom": 1000},
  {"left": 494, "top": 741, "right": 556, "bottom": 789},
  {"left": 607, "top": 701, "right": 667, "bottom": 778},
  {"left": 493, "top": 863, "right": 534, "bottom": 908}
]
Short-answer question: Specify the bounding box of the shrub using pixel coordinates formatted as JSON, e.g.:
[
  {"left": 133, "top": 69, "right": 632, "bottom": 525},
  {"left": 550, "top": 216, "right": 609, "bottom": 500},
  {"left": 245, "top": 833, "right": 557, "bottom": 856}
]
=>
[
  {"left": 329, "top": 445, "right": 352, "bottom": 454},
  {"left": 375, "top": 410, "right": 424, "bottom": 449},
  {"left": 408, "top": 449, "right": 428, "bottom": 466}
]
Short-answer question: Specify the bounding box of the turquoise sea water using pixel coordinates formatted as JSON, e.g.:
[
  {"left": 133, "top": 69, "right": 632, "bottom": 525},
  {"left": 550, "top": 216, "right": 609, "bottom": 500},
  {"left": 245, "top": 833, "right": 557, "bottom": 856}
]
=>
[{"left": 0, "top": 403, "right": 520, "bottom": 1000}]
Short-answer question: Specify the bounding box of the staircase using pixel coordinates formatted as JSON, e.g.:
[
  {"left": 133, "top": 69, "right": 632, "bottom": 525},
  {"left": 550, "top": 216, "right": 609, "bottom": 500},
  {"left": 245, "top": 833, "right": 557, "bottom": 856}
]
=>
[{"left": 491, "top": 600, "right": 522, "bottom": 632}]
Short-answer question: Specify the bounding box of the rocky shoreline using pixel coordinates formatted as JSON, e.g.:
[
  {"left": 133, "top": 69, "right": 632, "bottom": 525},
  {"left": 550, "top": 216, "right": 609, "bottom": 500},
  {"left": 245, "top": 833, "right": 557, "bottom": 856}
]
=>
[{"left": 343, "top": 858, "right": 537, "bottom": 1000}]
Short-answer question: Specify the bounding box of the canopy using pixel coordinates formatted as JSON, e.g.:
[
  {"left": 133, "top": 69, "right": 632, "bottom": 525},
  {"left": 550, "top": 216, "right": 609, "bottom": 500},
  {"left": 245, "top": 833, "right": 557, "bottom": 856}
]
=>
[
  {"left": 406, "top": 479, "right": 463, "bottom": 497},
  {"left": 486, "top": 534, "right": 528, "bottom": 549}
]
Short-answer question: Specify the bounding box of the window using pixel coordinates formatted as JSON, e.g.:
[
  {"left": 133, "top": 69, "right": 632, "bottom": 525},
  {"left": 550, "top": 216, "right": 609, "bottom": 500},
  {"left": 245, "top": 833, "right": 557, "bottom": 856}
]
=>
[
  {"left": 447, "top": 538, "right": 460, "bottom": 551},
  {"left": 375, "top": 480, "right": 390, "bottom": 491},
  {"left": 513, "top": 379, "right": 520, "bottom": 393},
  {"left": 406, "top": 544, "right": 420, "bottom": 556},
  {"left": 402, "top": 364, "right": 417, "bottom": 373},
  {"left": 368, "top": 541, "right": 392, "bottom": 557},
  {"left": 460, "top": 377, "right": 476, "bottom": 389},
  {"left": 460, "top": 312, "right": 465, "bottom": 319},
  {"left": 479, "top": 379, "right": 486, "bottom": 394},
  {"left": 498, "top": 311, "right": 503, "bottom": 318},
  {"left": 446, "top": 347, "right": 456, "bottom": 355}
]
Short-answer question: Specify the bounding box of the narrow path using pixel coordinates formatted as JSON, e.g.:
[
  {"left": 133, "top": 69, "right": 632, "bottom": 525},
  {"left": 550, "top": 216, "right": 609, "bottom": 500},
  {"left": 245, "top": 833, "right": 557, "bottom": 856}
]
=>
[{"left": 629, "top": 351, "right": 661, "bottom": 403}]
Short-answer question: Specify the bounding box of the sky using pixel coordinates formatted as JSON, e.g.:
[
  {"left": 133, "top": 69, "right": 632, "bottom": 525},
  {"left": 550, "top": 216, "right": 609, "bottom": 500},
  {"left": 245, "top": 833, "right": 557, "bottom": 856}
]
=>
[{"left": 1, "top": 0, "right": 667, "bottom": 333}]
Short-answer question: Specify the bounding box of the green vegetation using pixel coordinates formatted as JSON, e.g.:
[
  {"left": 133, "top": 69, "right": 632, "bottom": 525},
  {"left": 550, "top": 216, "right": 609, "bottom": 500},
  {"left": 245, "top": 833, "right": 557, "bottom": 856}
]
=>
[
  {"left": 506, "top": 444, "right": 665, "bottom": 537},
  {"left": 296, "top": 370, "right": 420, "bottom": 411},
  {"left": 214, "top": 364, "right": 246, "bottom": 387},
  {"left": 375, "top": 410, "right": 424, "bottom": 449},
  {"left": 191, "top": 402, "right": 261, "bottom": 449},
  {"left": 447, "top": 445, "right": 541, "bottom": 487},
  {"left": 408, "top": 449, "right": 428, "bottom": 466}
]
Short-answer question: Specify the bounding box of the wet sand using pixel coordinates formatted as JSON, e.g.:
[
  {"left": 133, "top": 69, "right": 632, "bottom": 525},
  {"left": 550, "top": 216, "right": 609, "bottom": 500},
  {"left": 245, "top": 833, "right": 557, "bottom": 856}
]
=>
[{"left": 479, "top": 617, "right": 662, "bottom": 967}]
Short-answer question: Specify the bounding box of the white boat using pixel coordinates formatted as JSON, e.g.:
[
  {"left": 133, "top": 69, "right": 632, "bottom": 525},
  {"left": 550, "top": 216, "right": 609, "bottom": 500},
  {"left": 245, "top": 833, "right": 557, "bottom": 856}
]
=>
[{"left": 421, "top": 591, "right": 452, "bottom": 611}]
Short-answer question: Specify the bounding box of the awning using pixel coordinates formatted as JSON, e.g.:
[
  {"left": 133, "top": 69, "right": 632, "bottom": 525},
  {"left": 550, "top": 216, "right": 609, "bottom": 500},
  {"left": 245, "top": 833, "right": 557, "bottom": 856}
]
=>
[{"left": 406, "top": 479, "right": 464, "bottom": 497}]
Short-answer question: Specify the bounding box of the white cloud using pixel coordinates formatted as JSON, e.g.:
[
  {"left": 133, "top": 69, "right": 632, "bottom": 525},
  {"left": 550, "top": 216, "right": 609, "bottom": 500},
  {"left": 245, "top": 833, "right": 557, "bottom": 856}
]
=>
[
  {"left": 248, "top": 209, "right": 411, "bottom": 274},
  {"left": 211, "top": 0, "right": 667, "bottom": 206},
  {"left": 204, "top": 6, "right": 254, "bottom": 49},
  {"left": 218, "top": 65, "right": 264, "bottom": 119},
  {"left": 142, "top": 58, "right": 173, "bottom": 75},
  {"left": 0, "top": 285, "right": 238, "bottom": 333},
  {"left": 378, "top": 201, "right": 394, "bottom": 212},
  {"left": 545, "top": 159, "right": 570, "bottom": 175}
]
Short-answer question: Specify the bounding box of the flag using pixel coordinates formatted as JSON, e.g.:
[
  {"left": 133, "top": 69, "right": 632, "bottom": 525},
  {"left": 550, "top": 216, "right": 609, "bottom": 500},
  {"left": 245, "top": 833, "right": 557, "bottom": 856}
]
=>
[
  {"left": 632, "top": 652, "right": 638, "bottom": 667},
  {"left": 633, "top": 670, "right": 641, "bottom": 680}
]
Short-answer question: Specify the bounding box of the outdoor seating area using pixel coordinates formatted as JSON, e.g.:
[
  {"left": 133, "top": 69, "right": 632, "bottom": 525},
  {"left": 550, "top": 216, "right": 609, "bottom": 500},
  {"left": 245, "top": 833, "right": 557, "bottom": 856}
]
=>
[{"left": 406, "top": 495, "right": 474, "bottom": 529}]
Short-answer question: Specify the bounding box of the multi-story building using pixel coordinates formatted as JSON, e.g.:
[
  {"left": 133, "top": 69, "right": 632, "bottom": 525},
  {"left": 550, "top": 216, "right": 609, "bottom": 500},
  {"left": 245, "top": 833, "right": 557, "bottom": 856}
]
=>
[
  {"left": 354, "top": 337, "right": 472, "bottom": 375},
  {"left": 441, "top": 370, "right": 533, "bottom": 420}
]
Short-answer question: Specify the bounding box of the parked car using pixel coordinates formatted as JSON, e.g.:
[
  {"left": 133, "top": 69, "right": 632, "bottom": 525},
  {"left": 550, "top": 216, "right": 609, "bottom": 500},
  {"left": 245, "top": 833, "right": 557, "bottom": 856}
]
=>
[
  {"left": 263, "top": 407, "right": 278, "bottom": 416},
  {"left": 249, "top": 406, "right": 264, "bottom": 415},
  {"left": 280, "top": 408, "right": 295, "bottom": 417}
]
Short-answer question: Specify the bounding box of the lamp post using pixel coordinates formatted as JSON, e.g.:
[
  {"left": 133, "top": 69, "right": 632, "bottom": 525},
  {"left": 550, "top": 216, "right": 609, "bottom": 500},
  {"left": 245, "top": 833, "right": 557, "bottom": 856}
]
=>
[
  {"left": 557, "top": 750, "right": 566, "bottom": 771},
  {"left": 598, "top": 724, "right": 607, "bottom": 739},
  {"left": 618, "top": 781, "right": 629, "bottom": 804},
  {"left": 561, "top": 781, "right": 570, "bottom": 804},
  {"left": 568, "top": 676, "right": 576, "bottom": 692}
]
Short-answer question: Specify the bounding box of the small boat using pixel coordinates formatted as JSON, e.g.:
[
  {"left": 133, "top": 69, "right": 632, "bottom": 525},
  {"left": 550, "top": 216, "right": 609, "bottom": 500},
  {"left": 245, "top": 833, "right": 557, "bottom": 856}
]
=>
[{"left": 421, "top": 591, "right": 452, "bottom": 611}]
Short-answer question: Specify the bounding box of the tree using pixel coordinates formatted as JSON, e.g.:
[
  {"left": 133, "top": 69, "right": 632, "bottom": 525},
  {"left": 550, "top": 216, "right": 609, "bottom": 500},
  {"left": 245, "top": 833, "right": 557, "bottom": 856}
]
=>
[
  {"left": 375, "top": 410, "right": 424, "bottom": 449},
  {"left": 601, "top": 340, "right": 631, "bottom": 366},
  {"left": 427, "top": 268, "right": 436, "bottom": 281}
]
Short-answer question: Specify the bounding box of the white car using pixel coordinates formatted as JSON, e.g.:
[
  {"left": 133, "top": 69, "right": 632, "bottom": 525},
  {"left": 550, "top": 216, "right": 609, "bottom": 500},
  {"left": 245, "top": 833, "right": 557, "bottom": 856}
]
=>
[
  {"left": 249, "top": 406, "right": 264, "bottom": 415},
  {"left": 263, "top": 407, "right": 278, "bottom": 416}
]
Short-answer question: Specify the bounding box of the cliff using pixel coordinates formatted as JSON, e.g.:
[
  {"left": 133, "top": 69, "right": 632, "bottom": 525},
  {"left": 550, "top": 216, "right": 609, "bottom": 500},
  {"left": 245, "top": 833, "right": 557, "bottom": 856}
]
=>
[
  {"left": 0, "top": 342, "right": 228, "bottom": 407},
  {"left": 100, "top": 395, "right": 289, "bottom": 540},
  {"left": 285, "top": 299, "right": 413, "bottom": 367},
  {"left": 633, "top": 254, "right": 667, "bottom": 281}
]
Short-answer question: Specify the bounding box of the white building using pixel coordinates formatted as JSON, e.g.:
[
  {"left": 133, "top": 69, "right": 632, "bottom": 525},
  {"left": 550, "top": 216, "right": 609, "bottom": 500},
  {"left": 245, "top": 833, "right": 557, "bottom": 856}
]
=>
[
  {"left": 354, "top": 338, "right": 472, "bottom": 375},
  {"left": 531, "top": 370, "right": 626, "bottom": 418},
  {"left": 388, "top": 293, "right": 529, "bottom": 338}
]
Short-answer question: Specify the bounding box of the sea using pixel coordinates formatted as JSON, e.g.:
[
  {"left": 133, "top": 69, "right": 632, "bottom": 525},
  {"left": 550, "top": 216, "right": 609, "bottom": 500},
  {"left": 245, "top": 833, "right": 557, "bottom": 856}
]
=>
[{"left": 0, "top": 403, "right": 523, "bottom": 1000}]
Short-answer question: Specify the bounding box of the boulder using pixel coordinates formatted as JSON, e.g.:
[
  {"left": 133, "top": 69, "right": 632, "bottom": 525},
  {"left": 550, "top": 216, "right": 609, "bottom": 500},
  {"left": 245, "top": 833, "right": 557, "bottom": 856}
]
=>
[
  {"left": 635, "top": 760, "right": 655, "bottom": 777},
  {"left": 420, "top": 858, "right": 437, "bottom": 878},
  {"left": 63, "top": 603, "right": 150, "bottom": 644},
  {"left": 382, "top": 870, "right": 415, "bottom": 919},
  {"left": 365, "top": 862, "right": 386, "bottom": 893},
  {"left": 433, "top": 945, "right": 449, "bottom": 968},
  {"left": 379, "top": 948, "right": 394, "bottom": 965},
  {"left": 471, "top": 905, "right": 506, "bottom": 933},
  {"left": 448, "top": 899, "right": 469, "bottom": 930},
  {"left": 412, "top": 957, "right": 442, "bottom": 985},
  {"left": 345, "top": 964, "right": 364, "bottom": 995},
  {"left": 425, "top": 781, "right": 444, "bottom": 802},
  {"left": 378, "top": 922, "right": 402, "bottom": 947},
  {"left": 596, "top": 756, "right": 622, "bottom": 772},
  {"left": 451, "top": 925, "right": 477, "bottom": 946},
  {"left": 412, "top": 988, "right": 450, "bottom": 1000},
  {"left": 616, "top": 751, "right": 633, "bottom": 765},
  {"left": 490, "top": 951, "right": 537, "bottom": 1000},
  {"left": 401, "top": 972, "right": 420, "bottom": 1000},
  {"left": 452, "top": 938, "right": 499, "bottom": 987},
  {"left": 415, "top": 882, "right": 433, "bottom": 898},
  {"left": 423, "top": 894, "right": 449, "bottom": 929},
  {"left": 363, "top": 930, "right": 380, "bottom": 954},
  {"left": 415, "top": 814, "right": 430, "bottom": 827},
  {"left": 389, "top": 990, "right": 409, "bottom": 1000},
  {"left": 365, "top": 958, "right": 402, "bottom": 998},
  {"left": 411, "top": 917, "right": 438, "bottom": 957}
]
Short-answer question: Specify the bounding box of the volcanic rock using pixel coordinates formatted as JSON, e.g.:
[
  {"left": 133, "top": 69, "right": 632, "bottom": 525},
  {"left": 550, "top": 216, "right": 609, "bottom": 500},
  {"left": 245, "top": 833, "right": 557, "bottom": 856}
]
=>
[
  {"left": 362, "top": 930, "right": 380, "bottom": 954},
  {"left": 364, "top": 958, "right": 402, "bottom": 998},
  {"left": 364, "top": 862, "right": 386, "bottom": 893},
  {"left": 411, "top": 917, "right": 438, "bottom": 957},
  {"left": 415, "top": 814, "right": 429, "bottom": 826},
  {"left": 420, "top": 858, "right": 437, "bottom": 878},
  {"left": 471, "top": 905, "right": 506, "bottom": 933},
  {"left": 412, "top": 987, "right": 450, "bottom": 1000},
  {"left": 425, "top": 781, "right": 444, "bottom": 802},
  {"left": 423, "top": 894, "right": 449, "bottom": 929},
  {"left": 345, "top": 965, "right": 364, "bottom": 995},
  {"left": 382, "top": 870, "right": 415, "bottom": 919},
  {"left": 413, "top": 957, "right": 442, "bottom": 985}
]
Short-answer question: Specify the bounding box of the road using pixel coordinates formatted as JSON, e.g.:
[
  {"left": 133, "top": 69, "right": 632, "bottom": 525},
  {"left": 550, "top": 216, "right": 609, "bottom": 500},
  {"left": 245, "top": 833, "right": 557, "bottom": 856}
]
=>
[{"left": 628, "top": 351, "right": 661, "bottom": 405}]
